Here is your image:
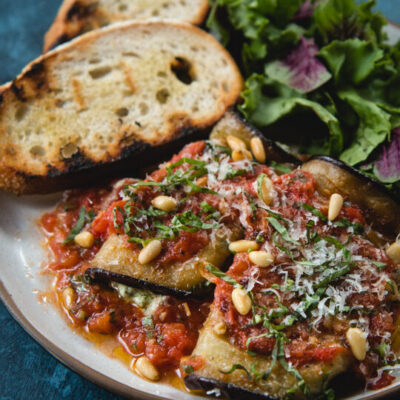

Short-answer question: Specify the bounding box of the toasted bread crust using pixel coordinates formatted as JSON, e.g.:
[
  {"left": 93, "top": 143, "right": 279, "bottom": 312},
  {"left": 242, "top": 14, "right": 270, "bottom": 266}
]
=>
[
  {"left": 0, "top": 21, "right": 242, "bottom": 195},
  {"left": 43, "top": 0, "right": 210, "bottom": 52}
]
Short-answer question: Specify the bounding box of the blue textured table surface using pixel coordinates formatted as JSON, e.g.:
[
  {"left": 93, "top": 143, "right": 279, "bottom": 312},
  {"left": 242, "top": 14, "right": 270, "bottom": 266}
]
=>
[{"left": 1, "top": 1, "right": 400, "bottom": 399}]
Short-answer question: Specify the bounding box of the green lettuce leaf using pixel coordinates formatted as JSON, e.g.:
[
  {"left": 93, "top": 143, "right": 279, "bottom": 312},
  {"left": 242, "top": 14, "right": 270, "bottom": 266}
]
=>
[
  {"left": 318, "top": 39, "right": 384, "bottom": 85},
  {"left": 240, "top": 74, "right": 343, "bottom": 155},
  {"left": 313, "top": 0, "right": 386, "bottom": 45},
  {"left": 339, "top": 90, "right": 391, "bottom": 165}
]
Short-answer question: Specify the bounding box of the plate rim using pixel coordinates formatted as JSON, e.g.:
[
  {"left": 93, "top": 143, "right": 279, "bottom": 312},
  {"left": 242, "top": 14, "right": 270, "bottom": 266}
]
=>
[{"left": 1, "top": 20, "right": 400, "bottom": 400}]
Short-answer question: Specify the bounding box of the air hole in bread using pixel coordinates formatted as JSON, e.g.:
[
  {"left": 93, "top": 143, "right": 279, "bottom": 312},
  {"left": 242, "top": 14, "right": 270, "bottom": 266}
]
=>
[
  {"left": 122, "top": 51, "right": 139, "bottom": 58},
  {"left": 170, "top": 57, "right": 195, "bottom": 85},
  {"left": 190, "top": 46, "right": 198, "bottom": 52},
  {"left": 55, "top": 99, "right": 66, "bottom": 108},
  {"left": 61, "top": 143, "right": 78, "bottom": 159},
  {"left": 119, "top": 4, "right": 127, "bottom": 12},
  {"left": 15, "top": 105, "right": 28, "bottom": 121},
  {"left": 30, "top": 145, "right": 45, "bottom": 157},
  {"left": 156, "top": 89, "right": 170, "bottom": 104},
  {"left": 222, "top": 81, "right": 230, "bottom": 92},
  {"left": 162, "top": 2, "right": 170, "bottom": 8},
  {"left": 116, "top": 107, "right": 129, "bottom": 117},
  {"left": 157, "top": 71, "right": 167, "bottom": 78},
  {"left": 89, "top": 58, "right": 101, "bottom": 64},
  {"left": 139, "top": 102, "right": 149, "bottom": 115},
  {"left": 152, "top": 9, "right": 160, "bottom": 16},
  {"left": 89, "top": 66, "right": 112, "bottom": 79},
  {"left": 192, "top": 105, "right": 199, "bottom": 113}
]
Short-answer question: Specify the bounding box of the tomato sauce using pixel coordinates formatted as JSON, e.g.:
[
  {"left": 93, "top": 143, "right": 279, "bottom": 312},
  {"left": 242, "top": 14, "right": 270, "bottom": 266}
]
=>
[
  {"left": 39, "top": 138, "right": 398, "bottom": 392},
  {"left": 40, "top": 181, "right": 210, "bottom": 377}
]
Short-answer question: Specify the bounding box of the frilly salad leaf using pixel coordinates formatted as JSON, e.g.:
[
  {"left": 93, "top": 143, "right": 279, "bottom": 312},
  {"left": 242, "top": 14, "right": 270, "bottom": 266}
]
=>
[
  {"left": 292, "top": 0, "right": 317, "bottom": 21},
  {"left": 339, "top": 90, "right": 391, "bottom": 165},
  {"left": 313, "top": 0, "right": 386, "bottom": 45},
  {"left": 265, "top": 37, "right": 331, "bottom": 93},
  {"left": 207, "top": 0, "right": 400, "bottom": 193},
  {"left": 374, "top": 128, "right": 400, "bottom": 183},
  {"left": 318, "top": 38, "right": 384, "bottom": 85},
  {"left": 240, "top": 74, "right": 343, "bottom": 155}
]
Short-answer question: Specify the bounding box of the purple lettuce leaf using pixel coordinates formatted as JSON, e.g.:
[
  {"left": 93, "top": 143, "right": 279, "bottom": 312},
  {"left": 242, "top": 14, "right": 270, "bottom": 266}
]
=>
[
  {"left": 374, "top": 128, "right": 400, "bottom": 183},
  {"left": 265, "top": 37, "right": 331, "bottom": 94},
  {"left": 292, "top": 0, "right": 319, "bottom": 21}
]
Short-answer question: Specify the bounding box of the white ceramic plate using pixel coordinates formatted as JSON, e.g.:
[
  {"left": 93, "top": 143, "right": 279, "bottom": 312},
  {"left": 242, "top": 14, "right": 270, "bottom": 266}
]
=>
[{"left": 1, "top": 23, "right": 400, "bottom": 400}]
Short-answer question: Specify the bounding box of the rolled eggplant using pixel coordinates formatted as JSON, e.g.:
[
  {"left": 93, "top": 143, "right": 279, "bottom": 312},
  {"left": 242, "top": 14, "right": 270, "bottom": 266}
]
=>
[
  {"left": 87, "top": 225, "right": 240, "bottom": 299},
  {"left": 302, "top": 156, "right": 400, "bottom": 243},
  {"left": 85, "top": 110, "right": 298, "bottom": 298}
]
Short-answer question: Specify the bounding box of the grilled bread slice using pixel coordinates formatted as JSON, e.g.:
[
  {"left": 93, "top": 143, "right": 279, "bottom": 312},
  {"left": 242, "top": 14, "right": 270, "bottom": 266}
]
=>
[
  {"left": 0, "top": 21, "right": 242, "bottom": 195},
  {"left": 43, "top": 0, "right": 210, "bottom": 52}
]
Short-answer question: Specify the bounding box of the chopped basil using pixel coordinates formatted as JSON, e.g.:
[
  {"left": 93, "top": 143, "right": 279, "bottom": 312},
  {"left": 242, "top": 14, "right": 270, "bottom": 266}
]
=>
[
  {"left": 223, "top": 167, "right": 247, "bottom": 180},
  {"left": 205, "top": 264, "right": 241, "bottom": 288},
  {"left": 142, "top": 315, "right": 154, "bottom": 338},
  {"left": 63, "top": 206, "right": 96, "bottom": 244},
  {"left": 268, "top": 216, "right": 299, "bottom": 245},
  {"left": 220, "top": 364, "right": 251, "bottom": 379},
  {"left": 269, "top": 161, "right": 293, "bottom": 174},
  {"left": 182, "top": 364, "right": 194, "bottom": 374},
  {"left": 371, "top": 260, "right": 387, "bottom": 271}
]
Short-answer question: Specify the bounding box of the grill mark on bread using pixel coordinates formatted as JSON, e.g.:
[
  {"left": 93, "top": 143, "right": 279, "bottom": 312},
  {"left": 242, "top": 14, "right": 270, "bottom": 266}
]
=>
[
  {"left": 11, "top": 83, "right": 26, "bottom": 102},
  {"left": 0, "top": 21, "right": 242, "bottom": 194},
  {"left": 71, "top": 78, "right": 86, "bottom": 109},
  {"left": 66, "top": 1, "right": 91, "bottom": 21},
  {"left": 120, "top": 61, "right": 136, "bottom": 94},
  {"left": 43, "top": 0, "right": 210, "bottom": 53}
]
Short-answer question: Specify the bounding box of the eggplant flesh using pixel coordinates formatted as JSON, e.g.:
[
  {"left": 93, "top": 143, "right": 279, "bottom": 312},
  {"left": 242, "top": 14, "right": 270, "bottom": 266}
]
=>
[
  {"left": 302, "top": 156, "right": 400, "bottom": 242},
  {"left": 88, "top": 226, "right": 240, "bottom": 297},
  {"left": 85, "top": 111, "right": 297, "bottom": 298},
  {"left": 210, "top": 111, "right": 300, "bottom": 167},
  {"left": 184, "top": 308, "right": 351, "bottom": 400}
]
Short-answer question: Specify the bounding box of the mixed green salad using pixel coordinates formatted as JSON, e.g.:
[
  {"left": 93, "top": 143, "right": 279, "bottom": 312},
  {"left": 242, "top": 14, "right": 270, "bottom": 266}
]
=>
[{"left": 207, "top": 0, "right": 400, "bottom": 196}]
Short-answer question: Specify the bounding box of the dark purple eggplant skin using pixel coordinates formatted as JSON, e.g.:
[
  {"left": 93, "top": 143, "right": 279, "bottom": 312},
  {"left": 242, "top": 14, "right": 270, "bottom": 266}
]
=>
[
  {"left": 85, "top": 268, "right": 213, "bottom": 300},
  {"left": 311, "top": 155, "right": 399, "bottom": 204},
  {"left": 184, "top": 375, "right": 280, "bottom": 400}
]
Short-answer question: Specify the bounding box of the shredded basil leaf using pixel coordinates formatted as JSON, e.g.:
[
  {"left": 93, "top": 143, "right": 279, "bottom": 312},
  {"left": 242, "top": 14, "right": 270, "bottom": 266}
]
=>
[
  {"left": 63, "top": 206, "right": 96, "bottom": 244},
  {"left": 205, "top": 264, "right": 241, "bottom": 288},
  {"left": 220, "top": 364, "right": 251, "bottom": 379}
]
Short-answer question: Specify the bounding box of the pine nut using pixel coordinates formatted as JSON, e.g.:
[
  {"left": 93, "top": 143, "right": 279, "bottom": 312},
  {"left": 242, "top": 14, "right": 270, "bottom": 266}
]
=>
[
  {"left": 196, "top": 176, "right": 208, "bottom": 187},
  {"left": 135, "top": 356, "right": 160, "bottom": 381},
  {"left": 250, "top": 137, "right": 266, "bottom": 163},
  {"left": 328, "top": 193, "right": 343, "bottom": 221},
  {"left": 229, "top": 240, "right": 259, "bottom": 253},
  {"left": 182, "top": 302, "right": 191, "bottom": 317},
  {"left": 259, "top": 176, "right": 274, "bottom": 205},
  {"left": 346, "top": 327, "right": 367, "bottom": 361},
  {"left": 62, "top": 287, "right": 75, "bottom": 310},
  {"left": 138, "top": 240, "right": 162, "bottom": 264},
  {"left": 248, "top": 251, "right": 274, "bottom": 267},
  {"left": 74, "top": 231, "right": 94, "bottom": 248},
  {"left": 232, "top": 149, "right": 252, "bottom": 162},
  {"left": 226, "top": 135, "right": 247, "bottom": 152},
  {"left": 152, "top": 195, "right": 177, "bottom": 212},
  {"left": 232, "top": 288, "right": 252, "bottom": 315},
  {"left": 386, "top": 242, "right": 400, "bottom": 264},
  {"left": 213, "top": 321, "right": 227, "bottom": 336}
]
